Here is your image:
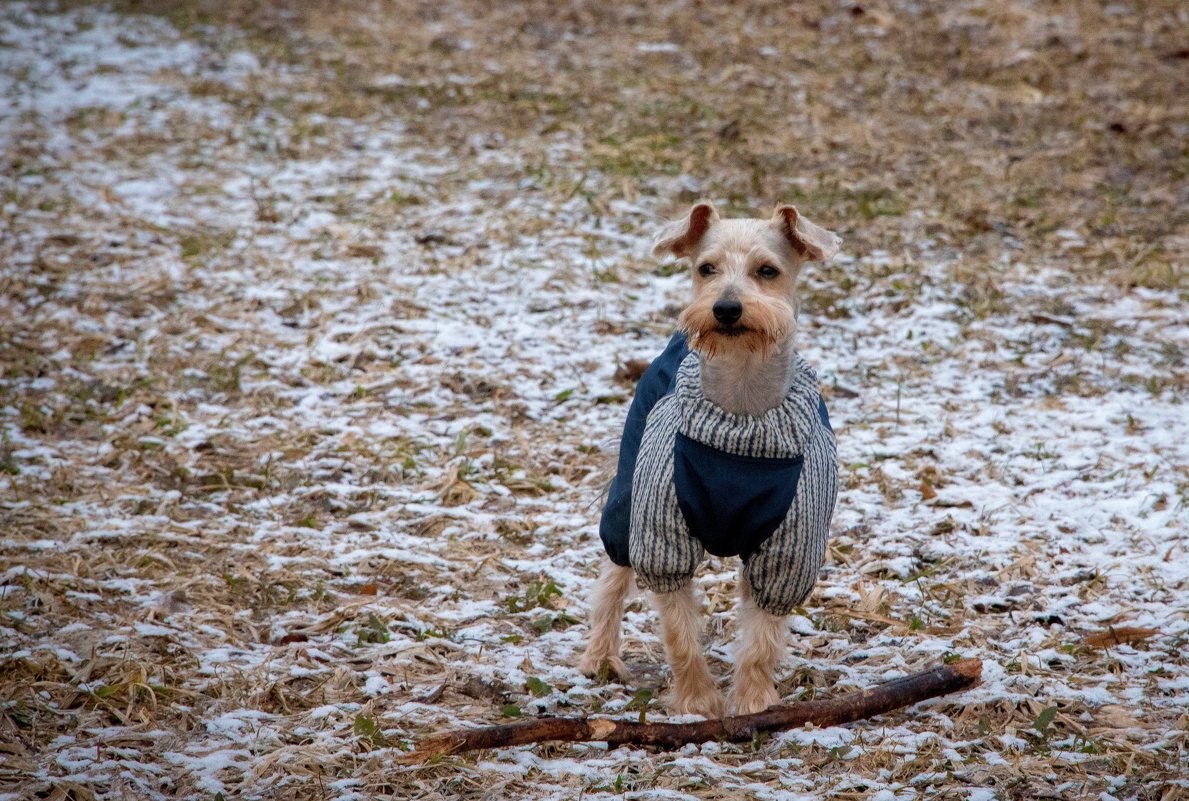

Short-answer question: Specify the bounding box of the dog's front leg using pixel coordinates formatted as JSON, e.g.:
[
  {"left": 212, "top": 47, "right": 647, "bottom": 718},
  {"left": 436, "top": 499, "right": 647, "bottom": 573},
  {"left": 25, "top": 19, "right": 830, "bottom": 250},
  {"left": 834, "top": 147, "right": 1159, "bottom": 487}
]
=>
[
  {"left": 728, "top": 570, "right": 785, "bottom": 715},
  {"left": 651, "top": 583, "right": 725, "bottom": 718},
  {"left": 578, "top": 560, "right": 634, "bottom": 681}
]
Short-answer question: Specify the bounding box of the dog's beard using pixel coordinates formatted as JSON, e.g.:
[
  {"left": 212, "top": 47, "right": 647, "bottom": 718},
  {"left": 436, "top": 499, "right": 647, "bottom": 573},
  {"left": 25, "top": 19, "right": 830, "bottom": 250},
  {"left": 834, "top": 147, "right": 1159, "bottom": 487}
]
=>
[{"left": 678, "top": 298, "right": 793, "bottom": 361}]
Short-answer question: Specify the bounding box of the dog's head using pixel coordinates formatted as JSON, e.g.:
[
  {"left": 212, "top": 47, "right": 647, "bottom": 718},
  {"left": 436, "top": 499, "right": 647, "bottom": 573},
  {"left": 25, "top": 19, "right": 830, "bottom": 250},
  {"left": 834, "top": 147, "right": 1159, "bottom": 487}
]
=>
[{"left": 653, "top": 202, "right": 840, "bottom": 360}]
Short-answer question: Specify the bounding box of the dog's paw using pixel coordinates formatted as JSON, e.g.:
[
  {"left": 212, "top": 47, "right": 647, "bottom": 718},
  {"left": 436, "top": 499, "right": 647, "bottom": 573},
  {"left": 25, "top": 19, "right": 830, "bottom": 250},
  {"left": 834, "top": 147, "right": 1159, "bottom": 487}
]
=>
[
  {"left": 668, "top": 686, "right": 726, "bottom": 719},
  {"left": 578, "top": 652, "right": 631, "bottom": 682},
  {"left": 728, "top": 681, "right": 781, "bottom": 716}
]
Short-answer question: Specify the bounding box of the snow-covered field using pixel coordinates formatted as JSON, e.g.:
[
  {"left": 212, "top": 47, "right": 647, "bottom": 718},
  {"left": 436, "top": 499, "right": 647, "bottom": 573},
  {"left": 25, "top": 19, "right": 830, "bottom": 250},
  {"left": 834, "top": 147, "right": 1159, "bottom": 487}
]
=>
[{"left": 1, "top": 2, "right": 1186, "bottom": 799}]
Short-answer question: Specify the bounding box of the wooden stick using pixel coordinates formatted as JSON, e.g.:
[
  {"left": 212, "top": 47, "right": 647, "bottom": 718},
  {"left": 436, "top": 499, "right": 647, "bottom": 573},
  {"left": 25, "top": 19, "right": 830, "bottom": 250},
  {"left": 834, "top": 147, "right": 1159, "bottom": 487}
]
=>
[{"left": 401, "top": 658, "right": 981, "bottom": 761}]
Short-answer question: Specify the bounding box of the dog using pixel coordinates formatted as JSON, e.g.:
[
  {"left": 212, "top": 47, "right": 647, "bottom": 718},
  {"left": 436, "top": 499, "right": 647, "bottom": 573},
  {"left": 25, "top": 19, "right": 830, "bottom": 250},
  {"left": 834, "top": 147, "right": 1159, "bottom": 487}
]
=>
[{"left": 580, "top": 202, "right": 841, "bottom": 717}]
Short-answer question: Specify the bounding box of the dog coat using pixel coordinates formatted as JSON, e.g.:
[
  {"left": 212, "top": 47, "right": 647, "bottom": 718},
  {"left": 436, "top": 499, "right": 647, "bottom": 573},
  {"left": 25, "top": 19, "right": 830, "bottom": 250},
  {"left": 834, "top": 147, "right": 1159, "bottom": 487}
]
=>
[{"left": 599, "top": 333, "right": 837, "bottom": 615}]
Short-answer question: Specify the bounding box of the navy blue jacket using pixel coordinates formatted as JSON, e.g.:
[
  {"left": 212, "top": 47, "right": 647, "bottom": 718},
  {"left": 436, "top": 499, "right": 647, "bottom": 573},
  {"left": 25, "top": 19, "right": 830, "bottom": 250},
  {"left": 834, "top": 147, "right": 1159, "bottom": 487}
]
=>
[{"left": 599, "top": 332, "right": 832, "bottom": 566}]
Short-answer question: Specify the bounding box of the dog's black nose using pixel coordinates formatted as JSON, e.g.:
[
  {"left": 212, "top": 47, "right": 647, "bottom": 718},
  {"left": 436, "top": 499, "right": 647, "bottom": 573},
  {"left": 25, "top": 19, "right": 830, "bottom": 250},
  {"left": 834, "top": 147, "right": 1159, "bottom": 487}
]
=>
[{"left": 712, "top": 299, "right": 743, "bottom": 325}]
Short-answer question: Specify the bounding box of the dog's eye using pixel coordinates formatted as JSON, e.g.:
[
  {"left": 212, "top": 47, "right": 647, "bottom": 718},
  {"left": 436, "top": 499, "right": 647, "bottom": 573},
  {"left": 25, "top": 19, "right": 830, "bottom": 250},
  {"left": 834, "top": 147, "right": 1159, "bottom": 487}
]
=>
[
  {"left": 697, "top": 263, "right": 716, "bottom": 277},
  {"left": 757, "top": 264, "right": 780, "bottom": 279}
]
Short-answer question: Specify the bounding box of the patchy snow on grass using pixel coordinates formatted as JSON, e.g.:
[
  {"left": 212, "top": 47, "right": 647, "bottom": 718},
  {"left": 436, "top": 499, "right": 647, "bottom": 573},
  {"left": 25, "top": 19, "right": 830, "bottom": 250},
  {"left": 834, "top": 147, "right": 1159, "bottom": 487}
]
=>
[{"left": 1, "top": 2, "right": 1186, "bottom": 800}]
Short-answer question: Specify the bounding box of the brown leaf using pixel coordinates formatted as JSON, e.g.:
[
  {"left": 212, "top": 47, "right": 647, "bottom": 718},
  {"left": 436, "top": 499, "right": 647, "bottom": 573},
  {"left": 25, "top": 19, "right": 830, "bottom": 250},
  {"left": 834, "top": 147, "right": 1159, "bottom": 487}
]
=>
[
  {"left": 919, "top": 480, "right": 937, "bottom": 501},
  {"left": 272, "top": 633, "right": 309, "bottom": 646},
  {"left": 613, "top": 358, "right": 651, "bottom": 385},
  {"left": 456, "top": 676, "right": 512, "bottom": 701},
  {"left": 1090, "top": 704, "right": 1140, "bottom": 730},
  {"left": 358, "top": 583, "right": 379, "bottom": 596},
  {"left": 1081, "top": 626, "right": 1159, "bottom": 648},
  {"left": 347, "top": 243, "right": 383, "bottom": 259},
  {"left": 927, "top": 497, "right": 974, "bottom": 509}
]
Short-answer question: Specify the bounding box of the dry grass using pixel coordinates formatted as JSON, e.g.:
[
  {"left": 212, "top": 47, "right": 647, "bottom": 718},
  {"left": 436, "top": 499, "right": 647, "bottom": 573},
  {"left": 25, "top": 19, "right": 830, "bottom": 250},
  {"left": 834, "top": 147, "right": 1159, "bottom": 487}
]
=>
[
  {"left": 98, "top": 0, "right": 1187, "bottom": 283},
  {"left": 1, "top": 0, "right": 1187, "bottom": 799}
]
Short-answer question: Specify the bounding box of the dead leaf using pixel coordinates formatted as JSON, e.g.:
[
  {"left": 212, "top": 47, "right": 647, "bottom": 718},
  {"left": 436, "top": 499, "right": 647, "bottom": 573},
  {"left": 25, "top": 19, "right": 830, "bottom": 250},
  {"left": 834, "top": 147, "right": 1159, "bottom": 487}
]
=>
[
  {"left": 347, "top": 243, "right": 383, "bottom": 259},
  {"left": 613, "top": 358, "right": 651, "bottom": 385},
  {"left": 1081, "top": 626, "right": 1159, "bottom": 648},
  {"left": 272, "top": 633, "right": 309, "bottom": 646},
  {"left": 928, "top": 497, "right": 974, "bottom": 509},
  {"left": 456, "top": 676, "right": 511, "bottom": 701},
  {"left": 1090, "top": 704, "right": 1140, "bottom": 730}
]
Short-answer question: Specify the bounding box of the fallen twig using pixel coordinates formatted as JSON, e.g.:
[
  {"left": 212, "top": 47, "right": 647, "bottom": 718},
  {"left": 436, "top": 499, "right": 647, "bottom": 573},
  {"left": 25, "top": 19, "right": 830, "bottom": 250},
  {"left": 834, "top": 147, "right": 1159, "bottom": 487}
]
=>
[{"left": 401, "top": 658, "right": 982, "bottom": 761}]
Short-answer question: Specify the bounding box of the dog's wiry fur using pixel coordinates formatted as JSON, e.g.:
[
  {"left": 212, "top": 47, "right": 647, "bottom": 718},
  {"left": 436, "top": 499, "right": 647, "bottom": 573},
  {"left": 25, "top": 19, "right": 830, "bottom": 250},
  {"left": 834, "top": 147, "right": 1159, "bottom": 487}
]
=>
[
  {"left": 576, "top": 561, "right": 633, "bottom": 681},
  {"left": 581, "top": 201, "right": 839, "bottom": 716}
]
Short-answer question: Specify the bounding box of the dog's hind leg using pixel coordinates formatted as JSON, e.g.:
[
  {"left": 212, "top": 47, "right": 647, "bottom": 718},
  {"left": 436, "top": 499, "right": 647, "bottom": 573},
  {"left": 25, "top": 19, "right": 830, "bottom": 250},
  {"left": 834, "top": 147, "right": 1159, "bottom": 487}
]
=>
[
  {"left": 578, "top": 560, "right": 634, "bottom": 681},
  {"left": 728, "top": 569, "right": 786, "bottom": 715},
  {"left": 652, "top": 583, "right": 725, "bottom": 718}
]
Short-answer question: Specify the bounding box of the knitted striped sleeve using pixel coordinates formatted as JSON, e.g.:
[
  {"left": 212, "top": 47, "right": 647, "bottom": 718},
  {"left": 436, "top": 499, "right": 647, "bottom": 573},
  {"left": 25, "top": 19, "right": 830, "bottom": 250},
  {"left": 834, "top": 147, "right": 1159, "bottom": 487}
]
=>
[{"left": 597, "top": 333, "right": 690, "bottom": 566}]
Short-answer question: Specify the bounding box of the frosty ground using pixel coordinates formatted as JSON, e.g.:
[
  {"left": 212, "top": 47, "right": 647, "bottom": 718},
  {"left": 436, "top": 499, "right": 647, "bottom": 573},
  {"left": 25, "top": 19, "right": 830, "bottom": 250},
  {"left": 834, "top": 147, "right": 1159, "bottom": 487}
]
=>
[{"left": 1, "top": 1, "right": 1186, "bottom": 799}]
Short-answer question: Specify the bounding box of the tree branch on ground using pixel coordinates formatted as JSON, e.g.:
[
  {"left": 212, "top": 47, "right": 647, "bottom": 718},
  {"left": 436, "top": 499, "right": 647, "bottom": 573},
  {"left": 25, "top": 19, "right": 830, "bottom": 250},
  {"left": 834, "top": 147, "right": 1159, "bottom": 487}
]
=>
[{"left": 401, "top": 658, "right": 982, "bottom": 761}]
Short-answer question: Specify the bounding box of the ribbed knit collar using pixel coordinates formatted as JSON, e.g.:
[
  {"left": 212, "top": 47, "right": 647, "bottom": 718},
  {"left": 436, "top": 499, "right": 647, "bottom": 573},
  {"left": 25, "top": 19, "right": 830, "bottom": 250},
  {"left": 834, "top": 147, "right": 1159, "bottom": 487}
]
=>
[{"left": 672, "top": 352, "right": 822, "bottom": 459}]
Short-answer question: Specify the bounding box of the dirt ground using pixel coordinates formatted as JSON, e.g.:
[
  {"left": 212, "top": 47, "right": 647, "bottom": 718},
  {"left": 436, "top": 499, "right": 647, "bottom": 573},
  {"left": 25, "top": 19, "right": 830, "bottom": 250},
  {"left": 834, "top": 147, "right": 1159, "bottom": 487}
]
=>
[{"left": 1, "top": 1, "right": 1186, "bottom": 799}]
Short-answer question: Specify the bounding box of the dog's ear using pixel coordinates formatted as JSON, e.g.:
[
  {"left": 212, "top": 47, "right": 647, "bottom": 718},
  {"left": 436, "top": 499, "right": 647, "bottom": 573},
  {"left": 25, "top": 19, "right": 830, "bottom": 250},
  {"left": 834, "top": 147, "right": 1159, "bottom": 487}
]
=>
[
  {"left": 772, "top": 205, "right": 841, "bottom": 262},
  {"left": 652, "top": 201, "right": 719, "bottom": 259}
]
